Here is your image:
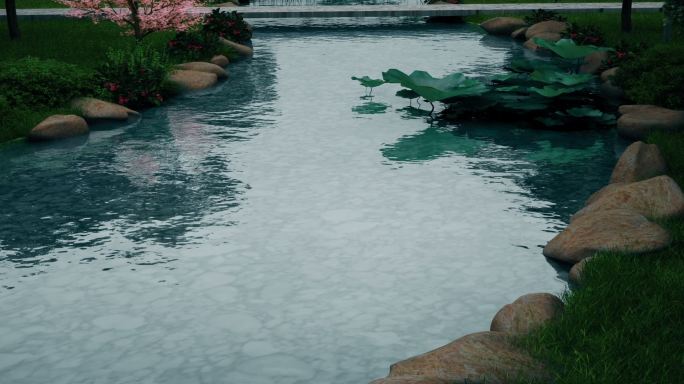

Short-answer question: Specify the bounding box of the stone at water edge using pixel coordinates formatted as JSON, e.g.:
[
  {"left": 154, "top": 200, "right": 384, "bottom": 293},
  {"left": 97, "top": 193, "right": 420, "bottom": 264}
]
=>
[
  {"left": 480, "top": 17, "right": 527, "bottom": 35},
  {"left": 523, "top": 32, "right": 562, "bottom": 51},
  {"left": 525, "top": 20, "right": 568, "bottom": 40},
  {"left": 210, "top": 55, "right": 230, "bottom": 67},
  {"left": 490, "top": 293, "right": 564, "bottom": 335},
  {"left": 70, "top": 97, "right": 139, "bottom": 121},
  {"left": 387, "top": 331, "right": 551, "bottom": 384},
  {"left": 617, "top": 105, "right": 684, "bottom": 140},
  {"left": 176, "top": 62, "right": 228, "bottom": 79},
  {"left": 580, "top": 51, "right": 609, "bottom": 74},
  {"left": 28, "top": 115, "right": 89, "bottom": 141},
  {"left": 543, "top": 208, "right": 671, "bottom": 264},
  {"left": 370, "top": 376, "right": 451, "bottom": 384},
  {"left": 574, "top": 175, "right": 684, "bottom": 221},
  {"left": 601, "top": 67, "right": 619, "bottom": 82},
  {"left": 219, "top": 37, "right": 254, "bottom": 57},
  {"left": 610, "top": 141, "right": 667, "bottom": 184},
  {"left": 569, "top": 256, "right": 592, "bottom": 284},
  {"left": 168, "top": 70, "right": 218, "bottom": 92},
  {"left": 511, "top": 27, "right": 528, "bottom": 40}
]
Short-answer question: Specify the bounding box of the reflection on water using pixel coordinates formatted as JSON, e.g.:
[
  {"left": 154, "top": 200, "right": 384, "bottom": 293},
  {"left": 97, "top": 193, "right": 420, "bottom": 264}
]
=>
[{"left": 0, "top": 20, "right": 624, "bottom": 384}]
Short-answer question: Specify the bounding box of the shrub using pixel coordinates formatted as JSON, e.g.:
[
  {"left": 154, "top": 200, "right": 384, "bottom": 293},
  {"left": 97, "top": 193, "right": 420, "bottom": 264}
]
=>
[
  {"left": 0, "top": 57, "right": 97, "bottom": 108},
  {"left": 168, "top": 30, "right": 222, "bottom": 61},
  {"left": 524, "top": 9, "right": 567, "bottom": 25},
  {"left": 664, "top": 0, "right": 684, "bottom": 26},
  {"left": 563, "top": 22, "right": 605, "bottom": 46},
  {"left": 602, "top": 39, "right": 647, "bottom": 69},
  {"left": 614, "top": 44, "right": 684, "bottom": 109},
  {"left": 202, "top": 9, "right": 252, "bottom": 44},
  {"left": 98, "top": 45, "right": 174, "bottom": 108}
]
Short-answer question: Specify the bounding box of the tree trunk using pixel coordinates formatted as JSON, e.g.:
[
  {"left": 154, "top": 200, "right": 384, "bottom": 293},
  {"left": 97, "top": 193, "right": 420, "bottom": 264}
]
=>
[
  {"left": 6, "top": 0, "right": 21, "bottom": 40},
  {"left": 621, "top": 0, "right": 633, "bottom": 32}
]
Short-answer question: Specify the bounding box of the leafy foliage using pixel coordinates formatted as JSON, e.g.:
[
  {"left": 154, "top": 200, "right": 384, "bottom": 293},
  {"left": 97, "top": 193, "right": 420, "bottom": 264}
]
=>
[
  {"left": 351, "top": 76, "right": 385, "bottom": 88},
  {"left": 614, "top": 44, "right": 684, "bottom": 109},
  {"left": 524, "top": 9, "right": 567, "bottom": 25},
  {"left": 563, "top": 22, "right": 605, "bottom": 46},
  {"left": 202, "top": 9, "right": 252, "bottom": 44},
  {"left": 602, "top": 39, "right": 647, "bottom": 70},
  {"left": 98, "top": 45, "right": 174, "bottom": 108},
  {"left": 168, "top": 30, "right": 222, "bottom": 61},
  {"left": 381, "top": 69, "right": 488, "bottom": 102},
  {"left": 664, "top": 0, "right": 684, "bottom": 26},
  {"left": 533, "top": 38, "right": 612, "bottom": 60},
  {"left": 0, "top": 57, "right": 97, "bottom": 108}
]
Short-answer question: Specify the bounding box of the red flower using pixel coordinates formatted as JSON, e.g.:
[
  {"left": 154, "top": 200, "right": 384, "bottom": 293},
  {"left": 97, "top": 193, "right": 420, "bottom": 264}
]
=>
[{"left": 118, "top": 95, "right": 129, "bottom": 105}]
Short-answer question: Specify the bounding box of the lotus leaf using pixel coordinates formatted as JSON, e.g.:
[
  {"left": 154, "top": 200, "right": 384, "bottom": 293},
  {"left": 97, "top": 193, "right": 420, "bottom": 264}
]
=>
[
  {"left": 395, "top": 89, "right": 420, "bottom": 99},
  {"left": 529, "top": 85, "right": 585, "bottom": 97},
  {"left": 530, "top": 70, "right": 594, "bottom": 86},
  {"left": 535, "top": 117, "right": 565, "bottom": 127},
  {"left": 532, "top": 38, "right": 613, "bottom": 60},
  {"left": 381, "top": 69, "right": 487, "bottom": 102},
  {"left": 565, "top": 107, "right": 604, "bottom": 118},
  {"left": 351, "top": 76, "right": 385, "bottom": 88},
  {"left": 496, "top": 86, "right": 525, "bottom": 92},
  {"left": 507, "top": 59, "right": 560, "bottom": 73}
]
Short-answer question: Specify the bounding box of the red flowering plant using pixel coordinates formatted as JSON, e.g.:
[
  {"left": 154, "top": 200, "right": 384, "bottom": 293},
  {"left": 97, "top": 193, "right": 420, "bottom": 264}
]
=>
[
  {"left": 98, "top": 45, "right": 173, "bottom": 108},
  {"left": 168, "top": 30, "right": 222, "bottom": 61},
  {"left": 562, "top": 23, "right": 605, "bottom": 46},
  {"left": 202, "top": 9, "right": 252, "bottom": 44},
  {"left": 601, "top": 40, "right": 647, "bottom": 71}
]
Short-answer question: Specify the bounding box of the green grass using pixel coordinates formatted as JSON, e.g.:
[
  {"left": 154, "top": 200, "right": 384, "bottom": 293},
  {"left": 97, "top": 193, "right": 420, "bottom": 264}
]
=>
[{"left": 518, "top": 131, "right": 684, "bottom": 384}]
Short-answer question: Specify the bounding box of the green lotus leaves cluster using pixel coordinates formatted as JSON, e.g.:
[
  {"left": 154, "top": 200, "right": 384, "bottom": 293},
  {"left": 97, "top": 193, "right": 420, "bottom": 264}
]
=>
[
  {"left": 532, "top": 38, "right": 613, "bottom": 60},
  {"left": 351, "top": 76, "right": 385, "bottom": 88},
  {"left": 381, "top": 69, "right": 488, "bottom": 102}
]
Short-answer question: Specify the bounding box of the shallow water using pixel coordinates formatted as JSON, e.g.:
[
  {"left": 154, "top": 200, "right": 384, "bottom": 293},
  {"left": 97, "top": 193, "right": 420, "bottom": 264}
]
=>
[{"left": 0, "top": 21, "right": 624, "bottom": 384}]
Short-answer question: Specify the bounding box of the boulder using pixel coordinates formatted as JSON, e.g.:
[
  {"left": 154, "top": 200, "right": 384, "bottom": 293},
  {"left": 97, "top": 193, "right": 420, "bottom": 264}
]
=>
[
  {"left": 568, "top": 257, "right": 592, "bottom": 284},
  {"left": 543, "top": 208, "right": 671, "bottom": 264},
  {"left": 601, "top": 67, "right": 619, "bottom": 82},
  {"left": 28, "top": 114, "right": 89, "bottom": 141},
  {"left": 617, "top": 105, "right": 684, "bottom": 140},
  {"left": 370, "top": 376, "right": 450, "bottom": 384},
  {"left": 480, "top": 17, "right": 527, "bottom": 35},
  {"left": 168, "top": 70, "right": 218, "bottom": 92},
  {"left": 523, "top": 32, "right": 562, "bottom": 51},
  {"left": 610, "top": 141, "right": 667, "bottom": 183},
  {"left": 175, "top": 62, "right": 228, "bottom": 79},
  {"left": 511, "top": 27, "right": 528, "bottom": 40},
  {"left": 525, "top": 20, "right": 567, "bottom": 40},
  {"left": 219, "top": 37, "right": 254, "bottom": 57},
  {"left": 70, "top": 97, "right": 139, "bottom": 121},
  {"left": 490, "top": 293, "right": 563, "bottom": 335},
  {"left": 210, "top": 54, "right": 230, "bottom": 67},
  {"left": 387, "top": 331, "right": 550, "bottom": 384},
  {"left": 575, "top": 175, "right": 684, "bottom": 221},
  {"left": 580, "top": 51, "right": 609, "bottom": 74}
]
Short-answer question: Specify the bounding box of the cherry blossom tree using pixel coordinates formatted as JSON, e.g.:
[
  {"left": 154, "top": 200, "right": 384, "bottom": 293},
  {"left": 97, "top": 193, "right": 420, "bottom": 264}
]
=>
[{"left": 56, "top": 0, "right": 201, "bottom": 40}]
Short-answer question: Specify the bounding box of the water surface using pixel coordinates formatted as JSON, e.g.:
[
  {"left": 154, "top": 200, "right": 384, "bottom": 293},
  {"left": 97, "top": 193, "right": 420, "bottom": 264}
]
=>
[{"left": 0, "top": 21, "right": 623, "bottom": 384}]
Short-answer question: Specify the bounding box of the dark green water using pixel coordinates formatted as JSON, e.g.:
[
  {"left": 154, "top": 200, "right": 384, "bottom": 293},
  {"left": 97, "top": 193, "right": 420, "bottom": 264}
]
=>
[{"left": 0, "top": 20, "right": 625, "bottom": 384}]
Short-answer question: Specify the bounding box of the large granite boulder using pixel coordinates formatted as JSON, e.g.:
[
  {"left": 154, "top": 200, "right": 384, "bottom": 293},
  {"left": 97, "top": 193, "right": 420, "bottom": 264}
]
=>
[
  {"left": 480, "top": 17, "right": 527, "bottom": 35},
  {"left": 580, "top": 51, "right": 609, "bottom": 74},
  {"left": 175, "top": 62, "right": 228, "bottom": 79},
  {"left": 210, "top": 55, "right": 230, "bottom": 67},
  {"left": 511, "top": 27, "right": 528, "bottom": 40},
  {"left": 219, "top": 37, "right": 254, "bottom": 57},
  {"left": 370, "top": 376, "right": 450, "bottom": 384},
  {"left": 168, "top": 70, "right": 218, "bottom": 92},
  {"left": 617, "top": 105, "right": 684, "bottom": 140},
  {"left": 490, "top": 293, "right": 563, "bottom": 335},
  {"left": 569, "top": 256, "right": 593, "bottom": 284},
  {"left": 386, "top": 331, "right": 550, "bottom": 384},
  {"left": 610, "top": 141, "right": 667, "bottom": 183},
  {"left": 576, "top": 175, "right": 684, "bottom": 221},
  {"left": 70, "top": 97, "right": 139, "bottom": 121},
  {"left": 525, "top": 20, "right": 567, "bottom": 40},
  {"left": 543, "top": 209, "right": 671, "bottom": 263},
  {"left": 28, "top": 114, "right": 89, "bottom": 141}
]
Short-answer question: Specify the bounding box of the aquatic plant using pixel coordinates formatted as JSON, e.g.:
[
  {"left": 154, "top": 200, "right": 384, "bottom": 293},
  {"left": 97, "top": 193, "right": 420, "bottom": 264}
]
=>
[
  {"left": 381, "top": 69, "right": 488, "bottom": 102},
  {"left": 533, "top": 38, "right": 612, "bottom": 60},
  {"left": 351, "top": 76, "right": 385, "bottom": 96}
]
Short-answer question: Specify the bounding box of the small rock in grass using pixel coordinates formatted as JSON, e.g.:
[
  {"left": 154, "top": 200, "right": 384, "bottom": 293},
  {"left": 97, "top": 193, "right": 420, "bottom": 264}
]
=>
[
  {"left": 543, "top": 208, "right": 671, "bottom": 264},
  {"left": 490, "top": 293, "right": 563, "bottom": 335},
  {"left": 569, "top": 256, "right": 592, "bottom": 284},
  {"left": 617, "top": 105, "right": 684, "bottom": 140},
  {"left": 28, "top": 114, "right": 89, "bottom": 141},
  {"left": 610, "top": 141, "right": 667, "bottom": 184},
  {"left": 70, "top": 97, "right": 139, "bottom": 121},
  {"left": 175, "top": 62, "right": 228, "bottom": 79},
  {"left": 480, "top": 17, "right": 527, "bottom": 35},
  {"left": 168, "top": 70, "right": 218, "bottom": 92},
  {"left": 575, "top": 175, "right": 684, "bottom": 221},
  {"left": 210, "top": 55, "right": 230, "bottom": 67},
  {"left": 387, "top": 331, "right": 550, "bottom": 384},
  {"left": 525, "top": 20, "right": 568, "bottom": 40},
  {"left": 511, "top": 27, "right": 528, "bottom": 40}
]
